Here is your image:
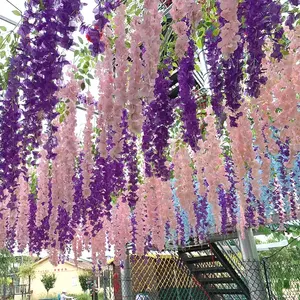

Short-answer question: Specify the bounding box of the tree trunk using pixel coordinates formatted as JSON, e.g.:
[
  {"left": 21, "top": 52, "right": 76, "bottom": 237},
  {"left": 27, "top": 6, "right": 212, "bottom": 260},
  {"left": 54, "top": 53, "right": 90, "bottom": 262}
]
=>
[{"left": 28, "top": 275, "right": 31, "bottom": 300}]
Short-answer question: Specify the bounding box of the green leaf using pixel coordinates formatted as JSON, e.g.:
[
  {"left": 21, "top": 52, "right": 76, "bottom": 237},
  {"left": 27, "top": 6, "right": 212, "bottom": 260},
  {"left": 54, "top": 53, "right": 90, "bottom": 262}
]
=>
[
  {"left": 196, "top": 38, "right": 203, "bottom": 50},
  {"left": 87, "top": 73, "right": 94, "bottom": 79},
  {"left": 125, "top": 41, "right": 131, "bottom": 48},
  {"left": 135, "top": 8, "right": 142, "bottom": 16},
  {"left": 194, "top": 64, "right": 201, "bottom": 72},
  {"left": 212, "top": 28, "right": 220, "bottom": 36},
  {"left": 81, "top": 82, "right": 85, "bottom": 90},
  {"left": 0, "top": 26, "right": 7, "bottom": 31},
  {"left": 12, "top": 10, "right": 21, "bottom": 17},
  {"left": 75, "top": 74, "right": 84, "bottom": 80},
  {"left": 0, "top": 51, "right": 5, "bottom": 59},
  {"left": 78, "top": 36, "right": 84, "bottom": 44},
  {"left": 86, "top": 78, "right": 91, "bottom": 86},
  {"left": 74, "top": 50, "right": 79, "bottom": 57}
]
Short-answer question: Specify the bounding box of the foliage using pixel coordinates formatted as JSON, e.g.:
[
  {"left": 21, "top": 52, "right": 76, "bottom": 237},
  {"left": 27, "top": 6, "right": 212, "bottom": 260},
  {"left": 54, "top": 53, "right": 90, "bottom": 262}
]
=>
[
  {"left": 257, "top": 222, "right": 300, "bottom": 246},
  {"left": 69, "top": 293, "right": 92, "bottom": 300},
  {"left": 73, "top": 38, "right": 98, "bottom": 91},
  {"left": 78, "top": 272, "right": 93, "bottom": 293},
  {"left": 69, "top": 293, "right": 104, "bottom": 300},
  {"left": 0, "top": 26, "right": 19, "bottom": 91},
  {"left": 18, "top": 263, "right": 36, "bottom": 280},
  {"left": 41, "top": 272, "right": 56, "bottom": 294},
  {"left": 0, "top": 249, "right": 14, "bottom": 277},
  {"left": 258, "top": 223, "right": 300, "bottom": 298}
]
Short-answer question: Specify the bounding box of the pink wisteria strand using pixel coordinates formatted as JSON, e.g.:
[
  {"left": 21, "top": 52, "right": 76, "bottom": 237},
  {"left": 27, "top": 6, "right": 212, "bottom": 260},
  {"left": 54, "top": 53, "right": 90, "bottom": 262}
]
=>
[
  {"left": 96, "top": 31, "right": 114, "bottom": 155},
  {"left": 82, "top": 93, "right": 95, "bottom": 199},
  {"left": 140, "top": 0, "right": 162, "bottom": 104},
  {"left": 127, "top": 17, "right": 143, "bottom": 134},
  {"left": 228, "top": 101, "right": 259, "bottom": 227},
  {"left": 56, "top": 67, "right": 80, "bottom": 213},
  {"left": 170, "top": 0, "right": 202, "bottom": 59},
  {"left": 0, "top": 190, "right": 11, "bottom": 248},
  {"left": 172, "top": 21, "right": 189, "bottom": 59},
  {"left": 0, "top": 197, "right": 7, "bottom": 248},
  {"left": 196, "top": 109, "right": 229, "bottom": 232},
  {"left": 218, "top": 0, "right": 241, "bottom": 59},
  {"left": 16, "top": 173, "right": 30, "bottom": 252},
  {"left": 173, "top": 148, "right": 197, "bottom": 229},
  {"left": 72, "top": 234, "right": 83, "bottom": 266},
  {"left": 91, "top": 224, "right": 106, "bottom": 267},
  {"left": 49, "top": 68, "right": 81, "bottom": 245},
  {"left": 36, "top": 137, "right": 50, "bottom": 226},
  {"left": 112, "top": 4, "right": 128, "bottom": 156},
  {"left": 258, "top": 28, "right": 300, "bottom": 166},
  {"left": 135, "top": 184, "right": 150, "bottom": 254},
  {"left": 113, "top": 199, "right": 131, "bottom": 264},
  {"left": 170, "top": 0, "right": 202, "bottom": 25}
]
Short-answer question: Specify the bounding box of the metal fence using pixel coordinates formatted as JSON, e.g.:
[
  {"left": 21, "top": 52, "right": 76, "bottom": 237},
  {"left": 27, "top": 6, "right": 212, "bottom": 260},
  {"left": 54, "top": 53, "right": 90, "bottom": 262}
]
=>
[
  {"left": 99, "top": 252, "right": 211, "bottom": 300},
  {"left": 129, "top": 253, "right": 210, "bottom": 300},
  {"left": 98, "top": 252, "right": 300, "bottom": 300},
  {"left": 262, "top": 258, "right": 300, "bottom": 300}
]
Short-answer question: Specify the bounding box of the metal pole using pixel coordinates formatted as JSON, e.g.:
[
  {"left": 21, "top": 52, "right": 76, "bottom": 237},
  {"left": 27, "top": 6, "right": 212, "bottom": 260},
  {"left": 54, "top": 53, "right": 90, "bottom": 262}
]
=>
[
  {"left": 121, "top": 244, "right": 133, "bottom": 300},
  {"left": 238, "top": 229, "right": 267, "bottom": 300}
]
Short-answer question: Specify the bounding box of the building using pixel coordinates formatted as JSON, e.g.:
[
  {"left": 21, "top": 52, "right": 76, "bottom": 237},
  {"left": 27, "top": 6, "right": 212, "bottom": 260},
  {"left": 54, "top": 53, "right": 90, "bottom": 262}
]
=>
[{"left": 23, "top": 257, "right": 92, "bottom": 300}]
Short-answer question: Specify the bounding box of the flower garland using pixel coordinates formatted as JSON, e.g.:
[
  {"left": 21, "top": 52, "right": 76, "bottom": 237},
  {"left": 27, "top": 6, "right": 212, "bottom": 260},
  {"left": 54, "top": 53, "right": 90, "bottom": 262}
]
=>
[
  {"left": 142, "top": 63, "right": 173, "bottom": 179},
  {"left": 1, "top": 0, "right": 300, "bottom": 268}
]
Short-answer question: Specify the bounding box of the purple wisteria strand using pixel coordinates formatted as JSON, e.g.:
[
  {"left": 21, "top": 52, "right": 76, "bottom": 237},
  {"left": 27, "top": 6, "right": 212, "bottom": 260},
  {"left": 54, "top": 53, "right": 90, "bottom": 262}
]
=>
[
  {"left": 87, "top": 153, "right": 106, "bottom": 236},
  {"left": 205, "top": 28, "right": 226, "bottom": 126},
  {"left": 218, "top": 186, "right": 228, "bottom": 234},
  {"left": 20, "top": 0, "right": 82, "bottom": 160},
  {"left": 82, "top": 0, "right": 121, "bottom": 56},
  {"left": 71, "top": 153, "right": 84, "bottom": 230},
  {"left": 178, "top": 38, "right": 201, "bottom": 151},
  {"left": 142, "top": 63, "right": 174, "bottom": 180},
  {"left": 243, "top": 0, "right": 284, "bottom": 98},
  {"left": 192, "top": 168, "right": 209, "bottom": 241},
  {"left": 289, "top": 172, "right": 298, "bottom": 220},
  {"left": 222, "top": 2, "right": 246, "bottom": 126},
  {"left": 224, "top": 155, "right": 238, "bottom": 227},
  {"left": 56, "top": 205, "right": 74, "bottom": 253},
  {"left": 0, "top": 61, "right": 22, "bottom": 201},
  {"left": 274, "top": 137, "right": 291, "bottom": 216},
  {"left": 244, "top": 168, "right": 257, "bottom": 228}
]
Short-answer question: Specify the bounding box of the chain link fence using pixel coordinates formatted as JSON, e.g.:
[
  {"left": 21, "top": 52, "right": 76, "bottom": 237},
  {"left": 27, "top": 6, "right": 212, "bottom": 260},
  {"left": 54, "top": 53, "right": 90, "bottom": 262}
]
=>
[
  {"left": 99, "top": 252, "right": 211, "bottom": 300},
  {"left": 262, "top": 257, "right": 300, "bottom": 300},
  {"left": 98, "top": 252, "right": 300, "bottom": 300}
]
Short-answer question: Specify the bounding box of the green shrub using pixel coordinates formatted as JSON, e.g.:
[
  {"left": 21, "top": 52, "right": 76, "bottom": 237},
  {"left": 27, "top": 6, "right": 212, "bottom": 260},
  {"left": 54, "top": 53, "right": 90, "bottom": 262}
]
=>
[
  {"left": 68, "top": 293, "right": 104, "bottom": 300},
  {"left": 68, "top": 293, "right": 91, "bottom": 300}
]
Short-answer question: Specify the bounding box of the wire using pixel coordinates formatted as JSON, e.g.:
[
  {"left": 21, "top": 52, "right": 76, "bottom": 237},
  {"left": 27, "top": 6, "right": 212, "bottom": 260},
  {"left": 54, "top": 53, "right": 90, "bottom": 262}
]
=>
[{"left": 6, "top": 0, "right": 22, "bottom": 14}]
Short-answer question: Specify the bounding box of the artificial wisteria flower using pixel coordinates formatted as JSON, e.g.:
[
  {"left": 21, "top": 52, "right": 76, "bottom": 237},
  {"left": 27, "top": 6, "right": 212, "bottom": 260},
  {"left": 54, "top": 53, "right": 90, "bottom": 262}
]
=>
[
  {"left": 82, "top": 0, "right": 121, "bottom": 56},
  {"left": 142, "top": 63, "right": 174, "bottom": 179},
  {"left": 243, "top": 0, "right": 284, "bottom": 97},
  {"left": 217, "top": 0, "right": 241, "bottom": 59},
  {"left": 205, "top": 28, "right": 226, "bottom": 125},
  {"left": 178, "top": 38, "right": 201, "bottom": 150}
]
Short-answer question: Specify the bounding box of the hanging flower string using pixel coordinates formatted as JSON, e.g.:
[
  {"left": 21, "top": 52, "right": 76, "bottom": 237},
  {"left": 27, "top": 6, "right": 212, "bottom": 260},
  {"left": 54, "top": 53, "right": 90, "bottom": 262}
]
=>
[{"left": 0, "top": 0, "right": 299, "bottom": 266}]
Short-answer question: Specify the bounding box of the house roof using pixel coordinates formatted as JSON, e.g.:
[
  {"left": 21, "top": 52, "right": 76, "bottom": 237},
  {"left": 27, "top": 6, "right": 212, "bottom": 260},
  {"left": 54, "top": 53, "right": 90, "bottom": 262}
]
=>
[{"left": 34, "top": 256, "right": 93, "bottom": 270}]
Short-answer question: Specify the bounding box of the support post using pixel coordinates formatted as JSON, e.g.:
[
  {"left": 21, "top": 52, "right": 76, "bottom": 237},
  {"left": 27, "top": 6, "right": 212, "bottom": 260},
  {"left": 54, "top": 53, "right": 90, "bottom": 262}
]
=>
[
  {"left": 121, "top": 244, "right": 134, "bottom": 300},
  {"left": 238, "top": 229, "right": 267, "bottom": 300}
]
